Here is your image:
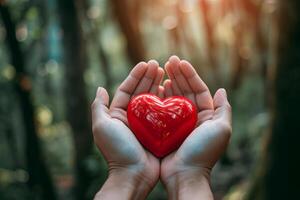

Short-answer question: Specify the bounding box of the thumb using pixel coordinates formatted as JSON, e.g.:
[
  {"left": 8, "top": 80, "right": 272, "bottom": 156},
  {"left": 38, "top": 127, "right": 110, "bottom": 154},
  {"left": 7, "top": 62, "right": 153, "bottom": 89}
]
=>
[
  {"left": 91, "top": 87, "right": 110, "bottom": 123},
  {"left": 213, "top": 88, "right": 231, "bottom": 123},
  {"left": 95, "top": 87, "right": 109, "bottom": 107}
]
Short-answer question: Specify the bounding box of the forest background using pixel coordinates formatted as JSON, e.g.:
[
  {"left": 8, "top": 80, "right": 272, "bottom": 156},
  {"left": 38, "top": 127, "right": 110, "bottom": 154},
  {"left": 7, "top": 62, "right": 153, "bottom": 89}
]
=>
[{"left": 0, "top": 0, "right": 297, "bottom": 199}]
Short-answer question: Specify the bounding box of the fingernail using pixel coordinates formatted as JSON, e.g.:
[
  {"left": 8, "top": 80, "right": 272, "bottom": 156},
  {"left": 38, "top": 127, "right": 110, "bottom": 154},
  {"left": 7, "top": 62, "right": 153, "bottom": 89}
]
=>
[
  {"left": 169, "top": 55, "right": 179, "bottom": 61},
  {"left": 220, "top": 88, "right": 227, "bottom": 97},
  {"left": 148, "top": 59, "right": 159, "bottom": 66},
  {"left": 96, "top": 87, "right": 102, "bottom": 96}
]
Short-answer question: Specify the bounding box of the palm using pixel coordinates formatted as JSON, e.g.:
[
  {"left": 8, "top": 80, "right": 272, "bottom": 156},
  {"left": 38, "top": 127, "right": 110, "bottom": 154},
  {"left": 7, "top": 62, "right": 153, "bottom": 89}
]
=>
[
  {"left": 97, "top": 116, "right": 146, "bottom": 165},
  {"left": 161, "top": 56, "right": 232, "bottom": 180},
  {"left": 92, "top": 60, "right": 164, "bottom": 179}
]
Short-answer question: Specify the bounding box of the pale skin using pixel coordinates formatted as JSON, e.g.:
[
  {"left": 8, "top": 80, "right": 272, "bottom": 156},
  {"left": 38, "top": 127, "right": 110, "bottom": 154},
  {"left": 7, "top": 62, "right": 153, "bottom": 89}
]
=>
[{"left": 92, "top": 56, "right": 232, "bottom": 200}]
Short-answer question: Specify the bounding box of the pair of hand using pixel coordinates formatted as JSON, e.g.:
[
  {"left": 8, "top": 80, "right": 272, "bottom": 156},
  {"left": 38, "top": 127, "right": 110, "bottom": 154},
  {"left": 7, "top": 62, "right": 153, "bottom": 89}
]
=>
[{"left": 92, "top": 56, "right": 232, "bottom": 200}]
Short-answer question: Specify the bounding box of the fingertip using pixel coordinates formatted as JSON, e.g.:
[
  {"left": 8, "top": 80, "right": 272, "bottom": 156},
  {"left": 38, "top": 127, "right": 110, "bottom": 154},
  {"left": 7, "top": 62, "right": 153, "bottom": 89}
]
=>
[
  {"left": 149, "top": 67, "right": 165, "bottom": 94},
  {"left": 136, "top": 61, "right": 147, "bottom": 69},
  {"left": 96, "top": 87, "right": 109, "bottom": 106},
  {"left": 168, "top": 56, "right": 180, "bottom": 70},
  {"left": 214, "top": 88, "right": 229, "bottom": 108},
  {"left": 213, "top": 88, "right": 232, "bottom": 124},
  {"left": 180, "top": 60, "right": 192, "bottom": 68},
  {"left": 148, "top": 59, "right": 159, "bottom": 66},
  {"left": 164, "top": 61, "right": 174, "bottom": 79},
  {"left": 163, "top": 79, "right": 171, "bottom": 86},
  {"left": 158, "top": 67, "right": 165, "bottom": 76},
  {"left": 179, "top": 60, "right": 189, "bottom": 73},
  {"left": 168, "top": 56, "right": 183, "bottom": 76},
  {"left": 158, "top": 86, "right": 165, "bottom": 98},
  {"left": 163, "top": 79, "right": 173, "bottom": 97},
  {"left": 157, "top": 68, "right": 165, "bottom": 83},
  {"left": 214, "top": 88, "right": 227, "bottom": 98},
  {"left": 138, "top": 61, "right": 147, "bottom": 65},
  {"left": 179, "top": 60, "right": 196, "bottom": 75},
  {"left": 148, "top": 60, "right": 159, "bottom": 70},
  {"left": 169, "top": 55, "right": 180, "bottom": 63},
  {"left": 130, "top": 61, "right": 148, "bottom": 77},
  {"left": 219, "top": 88, "right": 227, "bottom": 98},
  {"left": 146, "top": 61, "right": 159, "bottom": 77},
  {"left": 96, "top": 87, "right": 103, "bottom": 97},
  {"left": 182, "top": 58, "right": 193, "bottom": 63}
]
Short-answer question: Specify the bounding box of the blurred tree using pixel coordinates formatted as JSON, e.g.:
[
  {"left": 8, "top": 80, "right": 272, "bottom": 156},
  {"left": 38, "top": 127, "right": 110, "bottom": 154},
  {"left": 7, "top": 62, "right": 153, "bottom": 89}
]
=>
[
  {"left": 168, "top": 3, "right": 198, "bottom": 60},
  {"left": 246, "top": 0, "right": 299, "bottom": 199},
  {"left": 57, "top": 0, "right": 92, "bottom": 199},
  {"left": 97, "top": 31, "right": 113, "bottom": 93},
  {"left": 230, "top": 13, "right": 246, "bottom": 90},
  {"left": 84, "top": 6, "right": 113, "bottom": 94},
  {"left": 240, "top": 0, "right": 266, "bottom": 66},
  {"left": 0, "top": 1, "right": 56, "bottom": 200},
  {"left": 240, "top": 0, "right": 266, "bottom": 81},
  {"left": 199, "top": 0, "right": 221, "bottom": 84},
  {"left": 110, "top": 0, "right": 146, "bottom": 64}
]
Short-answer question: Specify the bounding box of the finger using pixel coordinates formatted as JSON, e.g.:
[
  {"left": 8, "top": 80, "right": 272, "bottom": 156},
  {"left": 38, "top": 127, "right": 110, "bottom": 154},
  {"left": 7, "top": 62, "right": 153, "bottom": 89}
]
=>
[
  {"left": 213, "top": 88, "right": 232, "bottom": 124},
  {"left": 163, "top": 79, "right": 173, "bottom": 97},
  {"left": 179, "top": 60, "right": 213, "bottom": 111},
  {"left": 168, "top": 57, "right": 195, "bottom": 100},
  {"left": 164, "top": 61, "right": 174, "bottom": 79},
  {"left": 91, "top": 87, "right": 110, "bottom": 124},
  {"left": 165, "top": 57, "right": 183, "bottom": 96},
  {"left": 149, "top": 67, "right": 164, "bottom": 94},
  {"left": 170, "top": 80, "right": 182, "bottom": 96},
  {"left": 171, "top": 59, "right": 194, "bottom": 96},
  {"left": 133, "top": 60, "right": 159, "bottom": 95},
  {"left": 179, "top": 60, "right": 209, "bottom": 93},
  {"left": 165, "top": 56, "right": 181, "bottom": 82},
  {"left": 158, "top": 86, "right": 165, "bottom": 99},
  {"left": 110, "top": 62, "right": 147, "bottom": 110},
  {"left": 165, "top": 56, "right": 183, "bottom": 96}
]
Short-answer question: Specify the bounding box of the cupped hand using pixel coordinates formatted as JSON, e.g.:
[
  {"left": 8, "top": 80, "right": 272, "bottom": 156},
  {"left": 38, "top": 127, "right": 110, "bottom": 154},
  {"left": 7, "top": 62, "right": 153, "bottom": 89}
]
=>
[
  {"left": 91, "top": 60, "right": 164, "bottom": 198},
  {"left": 161, "top": 56, "right": 232, "bottom": 199}
]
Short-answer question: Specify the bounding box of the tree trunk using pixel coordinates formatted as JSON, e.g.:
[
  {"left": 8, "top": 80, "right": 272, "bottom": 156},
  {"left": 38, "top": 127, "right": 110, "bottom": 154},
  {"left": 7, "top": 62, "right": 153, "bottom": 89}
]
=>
[
  {"left": 57, "top": 1, "right": 93, "bottom": 200},
  {"left": 110, "top": 0, "right": 146, "bottom": 64},
  {"left": 247, "top": 0, "right": 300, "bottom": 199},
  {"left": 199, "top": 0, "right": 221, "bottom": 84},
  {"left": 98, "top": 34, "right": 113, "bottom": 94},
  {"left": 0, "top": 2, "right": 56, "bottom": 200}
]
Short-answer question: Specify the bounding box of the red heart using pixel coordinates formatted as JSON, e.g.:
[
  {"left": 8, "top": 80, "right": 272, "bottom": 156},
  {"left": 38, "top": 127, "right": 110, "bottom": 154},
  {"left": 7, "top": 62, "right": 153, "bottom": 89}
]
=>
[{"left": 127, "top": 94, "right": 197, "bottom": 158}]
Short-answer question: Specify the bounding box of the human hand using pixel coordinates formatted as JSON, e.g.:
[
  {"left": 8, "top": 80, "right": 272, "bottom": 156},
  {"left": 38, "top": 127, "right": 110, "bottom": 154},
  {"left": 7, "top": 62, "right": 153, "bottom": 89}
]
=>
[
  {"left": 160, "top": 56, "right": 232, "bottom": 200},
  {"left": 92, "top": 61, "right": 164, "bottom": 199}
]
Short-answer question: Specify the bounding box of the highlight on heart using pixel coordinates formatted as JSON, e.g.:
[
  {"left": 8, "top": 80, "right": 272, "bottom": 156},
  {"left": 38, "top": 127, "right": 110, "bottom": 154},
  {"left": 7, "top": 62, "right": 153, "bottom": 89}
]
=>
[{"left": 127, "top": 94, "right": 197, "bottom": 158}]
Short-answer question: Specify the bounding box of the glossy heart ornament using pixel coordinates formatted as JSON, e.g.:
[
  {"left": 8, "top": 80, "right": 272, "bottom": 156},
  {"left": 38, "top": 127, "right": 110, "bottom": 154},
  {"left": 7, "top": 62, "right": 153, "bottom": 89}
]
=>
[{"left": 127, "top": 94, "right": 197, "bottom": 158}]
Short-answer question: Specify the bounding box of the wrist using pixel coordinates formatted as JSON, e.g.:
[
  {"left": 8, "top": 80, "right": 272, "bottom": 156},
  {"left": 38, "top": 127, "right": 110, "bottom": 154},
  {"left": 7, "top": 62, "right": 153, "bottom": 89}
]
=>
[
  {"left": 162, "top": 168, "right": 213, "bottom": 200},
  {"left": 95, "top": 167, "right": 157, "bottom": 200}
]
